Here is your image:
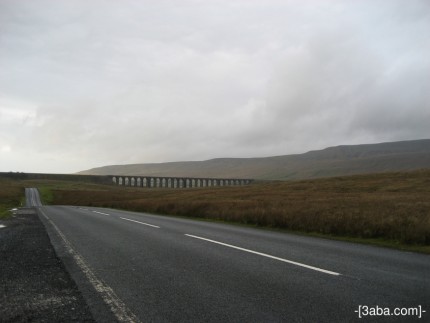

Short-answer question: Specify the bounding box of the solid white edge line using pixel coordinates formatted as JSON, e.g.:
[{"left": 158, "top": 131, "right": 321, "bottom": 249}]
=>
[
  {"left": 185, "top": 234, "right": 341, "bottom": 276},
  {"left": 39, "top": 208, "right": 140, "bottom": 322},
  {"left": 120, "top": 217, "right": 160, "bottom": 228}
]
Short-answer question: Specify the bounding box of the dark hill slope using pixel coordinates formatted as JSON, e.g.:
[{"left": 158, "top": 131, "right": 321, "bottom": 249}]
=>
[{"left": 78, "top": 139, "right": 430, "bottom": 180}]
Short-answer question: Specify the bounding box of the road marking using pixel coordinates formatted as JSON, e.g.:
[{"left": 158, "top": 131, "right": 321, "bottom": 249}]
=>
[
  {"left": 0, "top": 224, "right": 6, "bottom": 229},
  {"left": 185, "top": 234, "right": 341, "bottom": 276},
  {"left": 39, "top": 208, "right": 140, "bottom": 323},
  {"left": 93, "top": 210, "right": 110, "bottom": 216},
  {"left": 120, "top": 217, "right": 160, "bottom": 228}
]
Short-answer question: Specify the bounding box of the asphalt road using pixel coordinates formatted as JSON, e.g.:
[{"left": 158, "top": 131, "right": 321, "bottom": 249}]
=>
[
  {"left": 25, "top": 187, "right": 43, "bottom": 207},
  {"left": 26, "top": 188, "right": 429, "bottom": 322}
]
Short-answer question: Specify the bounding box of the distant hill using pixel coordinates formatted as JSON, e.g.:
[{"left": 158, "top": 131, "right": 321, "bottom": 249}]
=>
[{"left": 77, "top": 139, "right": 430, "bottom": 180}]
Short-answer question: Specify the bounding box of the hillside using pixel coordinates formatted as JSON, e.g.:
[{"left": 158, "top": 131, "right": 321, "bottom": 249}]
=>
[{"left": 78, "top": 139, "right": 430, "bottom": 180}]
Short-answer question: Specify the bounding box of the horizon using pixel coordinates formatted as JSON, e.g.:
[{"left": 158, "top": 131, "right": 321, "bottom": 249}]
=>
[
  {"left": 3, "top": 137, "right": 430, "bottom": 175},
  {"left": 78, "top": 138, "right": 430, "bottom": 173},
  {"left": 1, "top": 137, "right": 429, "bottom": 177}
]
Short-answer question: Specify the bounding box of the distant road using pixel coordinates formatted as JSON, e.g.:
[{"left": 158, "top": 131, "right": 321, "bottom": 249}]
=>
[
  {"left": 25, "top": 187, "right": 42, "bottom": 207},
  {"left": 27, "top": 188, "right": 429, "bottom": 322}
]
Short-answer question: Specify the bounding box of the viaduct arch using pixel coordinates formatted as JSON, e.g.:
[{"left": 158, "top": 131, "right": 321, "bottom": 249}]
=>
[{"left": 111, "top": 175, "right": 253, "bottom": 188}]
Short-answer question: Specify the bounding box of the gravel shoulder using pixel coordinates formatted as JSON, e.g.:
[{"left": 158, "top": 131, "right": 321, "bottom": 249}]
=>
[{"left": 0, "top": 208, "right": 95, "bottom": 322}]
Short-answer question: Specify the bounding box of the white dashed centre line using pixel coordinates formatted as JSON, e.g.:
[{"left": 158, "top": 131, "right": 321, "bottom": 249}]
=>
[
  {"left": 120, "top": 217, "right": 160, "bottom": 228},
  {"left": 93, "top": 211, "right": 110, "bottom": 216},
  {"left": 185, "top": 234, "right": 341, "bottom": 276}
]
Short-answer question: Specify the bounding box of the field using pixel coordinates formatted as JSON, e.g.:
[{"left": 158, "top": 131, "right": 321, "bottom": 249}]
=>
[{"left": 1, "top": 170, "right": 430, "bottom": 252}]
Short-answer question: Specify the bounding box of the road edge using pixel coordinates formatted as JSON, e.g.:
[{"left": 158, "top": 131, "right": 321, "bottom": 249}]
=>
[{"left": 36, "top": 206, "right": 132, "bottom": 322}]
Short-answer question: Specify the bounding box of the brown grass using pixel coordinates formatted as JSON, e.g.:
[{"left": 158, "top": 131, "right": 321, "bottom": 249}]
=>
[
  {"left": 1, "top": 170, "right": 429, "bottom": 249},
  {"left": 45, "top": 170, "right": 430, "bottom": 246},
  {"left": 0, "top": 179, "right": 25, "bottom": 218}
]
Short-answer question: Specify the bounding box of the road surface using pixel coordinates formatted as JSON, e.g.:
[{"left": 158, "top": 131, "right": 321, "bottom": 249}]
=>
[{"left": 26, "top": 188, "right": 429, "bottom": 322}]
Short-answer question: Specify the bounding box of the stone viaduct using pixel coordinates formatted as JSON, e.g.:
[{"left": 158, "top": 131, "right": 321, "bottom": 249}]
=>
[{"left": 111, "top": 176, "right": 253, "bottom": 189}]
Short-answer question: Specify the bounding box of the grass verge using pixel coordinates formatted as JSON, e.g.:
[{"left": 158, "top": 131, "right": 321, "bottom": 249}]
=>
[
  {"left": 37, "top": 186, "right": 54, "bottom": 205},
  {"left": 0, "top": 179, "right": 25, "bottom": 219}
]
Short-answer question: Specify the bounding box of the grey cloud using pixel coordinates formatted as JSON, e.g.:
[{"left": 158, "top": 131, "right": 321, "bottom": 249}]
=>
[
  {"left": 233, "top": 2, "right": 430, "bottom": 154},
  {"left": 0, "top": 0, "right": 429, "bottom": 172}
]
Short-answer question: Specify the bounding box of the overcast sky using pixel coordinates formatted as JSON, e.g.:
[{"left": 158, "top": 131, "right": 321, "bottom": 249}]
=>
[{"left": 1, "top": 0, "right": 429, "bottom": 173}]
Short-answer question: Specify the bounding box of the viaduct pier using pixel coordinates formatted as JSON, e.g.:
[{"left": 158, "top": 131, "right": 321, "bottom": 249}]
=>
[{"left": 111, "top": 175, "right": 253, "bottom": 189}]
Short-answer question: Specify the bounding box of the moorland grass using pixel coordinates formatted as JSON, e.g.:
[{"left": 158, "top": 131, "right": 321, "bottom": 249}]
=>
[{"left": 1, "top": 170, "right": 429, "bottom": 252}]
